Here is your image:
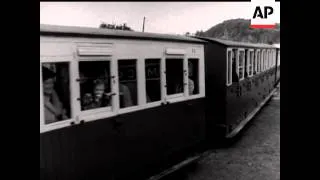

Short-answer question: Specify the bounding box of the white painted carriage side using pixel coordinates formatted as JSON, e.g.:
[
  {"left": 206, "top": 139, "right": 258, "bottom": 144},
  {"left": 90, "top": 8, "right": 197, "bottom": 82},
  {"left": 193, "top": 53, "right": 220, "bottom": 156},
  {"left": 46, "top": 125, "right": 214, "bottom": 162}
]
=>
[{"left": 40, "top": 36, "right": 205, "bottom": 133}]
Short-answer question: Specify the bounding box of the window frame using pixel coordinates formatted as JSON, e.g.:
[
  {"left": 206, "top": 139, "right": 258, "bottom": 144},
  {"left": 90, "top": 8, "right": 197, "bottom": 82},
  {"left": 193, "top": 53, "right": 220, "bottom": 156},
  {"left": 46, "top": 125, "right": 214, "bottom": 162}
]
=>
[
  {"left": 273, "top": 49, "right": 277, "bottom": 67},
  {"left": 247, "top": 49, "right": 254, "bottom": 77},
  {"left": 255, "top": 49, "right": 260, "bottom": 74},
  {"left": 268, "top": 49, "right": 272, "bottom": 69},
  {"left": 40, "top": 56, "right": 77, "bottom": 133},
  {"left": 265, "top": 49, "right": 268, "bottom": 70},
  {"left": 261, "top": 49, "right": 266, "bottom": 72},
  {"left": 237, "top": 48, "right": 245, "bottom": 81},
  {"left": 226, "top": 48, "right": 233, "bottom": 86},
  {"left": 278, "top": 50, "right": 280, "bottom": 66},
  {"left": 164, "top": 55, "right": 186, "bottom": 101},
  {"left": 187, "top": 58, "right": 201, "bottom": 96},
  {"left": 144, "top": 58, "right": 162, "bottom": 106},
  {"left": 117, "top": 58, "right": 143, "bottom": 115},
  {"left": 76, "top": 56, "right": 117, "bottom": 122}
]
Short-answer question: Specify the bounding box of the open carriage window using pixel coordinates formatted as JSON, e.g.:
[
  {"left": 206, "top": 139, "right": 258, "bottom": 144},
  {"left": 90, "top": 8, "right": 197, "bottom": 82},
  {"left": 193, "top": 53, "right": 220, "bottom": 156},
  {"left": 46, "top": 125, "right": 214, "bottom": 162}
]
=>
[
  {"left": 267, "top": 50, "right": 271, "bottom": 69},
  {"left": 41, "top": 62, "right": 71, "bottom": 125},
  {"left": 247, "top": 50, "right": 254, "bottom": 77},
  {"left": 278, "top": 50, "right": 280, "bottom": 66},
  {"left": 264, "top": 50, "right": 268, "bottom": 70},
  {"left": 166, "top": 58, "right": 184, "bottom": 96},
  {"left": 273, "top": 50, "right": 276, "bottom": 67},
  {"left": 188, "top": 58, "right": 199, "bottom": 95},
  {"left": 79, "top": 61, "right": 112, "bottom": 111},
  {"left": 244, "top": 50, "right": 249, "bottom": 78},
  {"left": 253, "top": 50, "right": 257, "bottom": 74},
  {"left": 256, "top": 50, "right": 261, "bottom": 73},
  {"left": 145, "top": 59, "right": 161, "bottom": 103},
  {"left": 249, "top": 50, "right": 254, "bottom": 76},
  {"left": 238, "top": 50, "right": 245, "bottom": 80},
  {"left": 118, "top": 60, "right": 137, "bottom": 108},
  {"left": 261, "top": 50, "right": 265, "bottom": 72},
  {"left": 226, "top": 49, "right": 233, "bottom": 86},
  {"left": 232, "top": 49, "right": 238, "bottom": 83}
]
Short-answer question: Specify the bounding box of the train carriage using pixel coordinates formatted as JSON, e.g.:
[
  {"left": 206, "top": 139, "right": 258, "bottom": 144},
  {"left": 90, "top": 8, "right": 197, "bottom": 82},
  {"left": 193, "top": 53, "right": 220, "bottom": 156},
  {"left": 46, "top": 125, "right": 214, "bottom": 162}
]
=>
[
  {"left": 40, "top": 24, "right": 207, "bottom": 180},
  {"left": 40, "top": 24, "right": 280, "bottom": 180},
  {"left": 194, "top": 37, "right": 280, "bottom": 140}
]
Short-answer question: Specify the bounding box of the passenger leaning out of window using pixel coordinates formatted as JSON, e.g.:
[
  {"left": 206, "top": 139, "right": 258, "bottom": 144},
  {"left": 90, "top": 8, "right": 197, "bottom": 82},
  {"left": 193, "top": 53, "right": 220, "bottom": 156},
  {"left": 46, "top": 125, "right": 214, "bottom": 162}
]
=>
[
  {"left": 82, "top": 79, "right": 111, "bottom": 110},
  {"left": 42, "top": 66, "right": 68, "bottom": 124}
]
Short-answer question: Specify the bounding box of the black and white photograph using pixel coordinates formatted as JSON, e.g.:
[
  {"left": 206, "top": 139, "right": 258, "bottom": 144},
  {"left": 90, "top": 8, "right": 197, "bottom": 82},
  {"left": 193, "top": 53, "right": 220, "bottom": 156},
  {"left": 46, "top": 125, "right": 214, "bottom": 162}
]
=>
[{"left": 40, "top": 2, "right": 280, "bottom": 180}]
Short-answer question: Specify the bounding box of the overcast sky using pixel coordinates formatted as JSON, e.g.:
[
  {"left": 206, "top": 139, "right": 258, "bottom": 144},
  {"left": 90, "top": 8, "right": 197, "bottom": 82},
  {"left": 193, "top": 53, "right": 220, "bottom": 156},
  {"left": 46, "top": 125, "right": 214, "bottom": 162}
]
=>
[{"left": 40, "top": 2, "right": 280, "bottom": 35}]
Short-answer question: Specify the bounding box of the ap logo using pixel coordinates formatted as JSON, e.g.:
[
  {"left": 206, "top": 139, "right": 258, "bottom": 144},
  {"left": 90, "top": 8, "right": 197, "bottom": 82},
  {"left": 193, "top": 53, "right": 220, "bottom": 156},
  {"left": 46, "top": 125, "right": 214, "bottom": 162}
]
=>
[{"left": 251, "top": 0, "right": 277, "bottom": 29}]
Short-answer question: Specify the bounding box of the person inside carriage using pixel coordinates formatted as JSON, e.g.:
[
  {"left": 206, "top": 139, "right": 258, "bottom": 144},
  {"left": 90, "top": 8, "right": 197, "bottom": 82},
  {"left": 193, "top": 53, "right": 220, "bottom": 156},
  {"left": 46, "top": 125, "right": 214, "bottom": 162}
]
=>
[{"left": 42, "top": 66, "right": 68, "bottom": 124}]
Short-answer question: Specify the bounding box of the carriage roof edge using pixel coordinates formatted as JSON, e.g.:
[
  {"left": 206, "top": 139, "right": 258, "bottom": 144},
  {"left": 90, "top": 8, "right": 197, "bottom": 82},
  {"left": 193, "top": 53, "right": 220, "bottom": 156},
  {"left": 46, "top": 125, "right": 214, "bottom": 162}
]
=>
[
  {"left": 40, "top": 24, "right": 207, "bottom": 44},
  {"left": 192, "top": 36, "right": 277, "bottom": 49}
]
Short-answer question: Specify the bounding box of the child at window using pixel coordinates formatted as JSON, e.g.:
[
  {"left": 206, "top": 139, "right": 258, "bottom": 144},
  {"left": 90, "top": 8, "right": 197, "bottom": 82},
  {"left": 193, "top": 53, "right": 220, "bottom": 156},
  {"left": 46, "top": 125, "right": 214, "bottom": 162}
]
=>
[
  {"left": 82, "top": 79, "right": 112, "bottom": 110},
  {"left": 42, "top": 66, "right": 68, "bottom": 124}
]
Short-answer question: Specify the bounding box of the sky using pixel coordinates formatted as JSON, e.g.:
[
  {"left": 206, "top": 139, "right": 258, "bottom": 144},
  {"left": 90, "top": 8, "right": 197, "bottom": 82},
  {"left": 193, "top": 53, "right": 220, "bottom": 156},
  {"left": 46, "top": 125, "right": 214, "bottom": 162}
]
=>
[{"left": 40, "top": 2, "right": 280, "bottom": 35}]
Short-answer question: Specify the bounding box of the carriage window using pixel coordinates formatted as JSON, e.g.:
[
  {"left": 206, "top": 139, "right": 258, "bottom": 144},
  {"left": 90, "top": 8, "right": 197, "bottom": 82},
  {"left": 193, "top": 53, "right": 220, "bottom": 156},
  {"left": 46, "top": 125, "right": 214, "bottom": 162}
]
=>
[
  {"left": 265, "top": 51, "right": 268, "bottom": 69},
  {"left": 227, "top": 50, "right": 232, "bottom": 85},
  {"left": 249, "top": 50, "right": 254, "bottom": 76},
  {"left": 166, "top": 58, "right": 184, "bottom": 95},
  {"left": 267, "top": 51, "right": 270, "bottom": 69},
  {"left": 238, "top": 50, "right": 245, "bottom": 80},
  {"left": 188, "top": 59, "right": 199, "bottom": 95},
  {"left": 41, "top": 62, "right": 71, "bottom": 125},
  {"left": 232, "top": 49, "right": 238, "bottom": 82},
  {"left": 261, "top": 50, "right": 265, "bottom": 71},
  {"left": 244, "top": 50, "right": 248, "bottom": 78},
  {"left": 79, "top": 61, "right": 112, "bottom": 111},
  {"left": 253, "top": 51, "right": 256, "bottom": 74},
  {"left": 273, "top": 50, "right": 276, "bottom": 67},
  {"left": 278, "top": 51, "right": 280, "bottom": 66},
  {"left": 264, "top": 50, "right": 268, "bottom": 70},
  {"left": 118, "top": 60, "right": 137, "bottom": 108},
  {"left": 145, "top": 59, "right": 161, "bottom": 103},
  {"left": 256, "top": 51, "right": 261, "bottom": 73}
]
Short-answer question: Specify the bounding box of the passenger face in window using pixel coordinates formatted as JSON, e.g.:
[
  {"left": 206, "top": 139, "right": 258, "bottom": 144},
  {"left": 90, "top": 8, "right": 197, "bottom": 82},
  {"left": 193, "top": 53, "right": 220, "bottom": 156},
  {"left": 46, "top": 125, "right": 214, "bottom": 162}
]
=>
[
  {"left": 43, "top": 78, "right": 55, "bottom": 96},
  {"left": 42, "top": 67, "right": 56, "bottom": 96},
  {"left": 94, "top": 82, "right": 105, "bottom": 100}
]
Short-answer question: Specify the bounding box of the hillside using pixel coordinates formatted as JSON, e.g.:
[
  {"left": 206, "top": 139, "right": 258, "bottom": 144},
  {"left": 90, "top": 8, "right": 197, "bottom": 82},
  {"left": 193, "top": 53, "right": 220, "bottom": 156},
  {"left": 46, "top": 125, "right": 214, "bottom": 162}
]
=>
[{"left": 195, "top": 19, "right": 280, "bottom": 44}]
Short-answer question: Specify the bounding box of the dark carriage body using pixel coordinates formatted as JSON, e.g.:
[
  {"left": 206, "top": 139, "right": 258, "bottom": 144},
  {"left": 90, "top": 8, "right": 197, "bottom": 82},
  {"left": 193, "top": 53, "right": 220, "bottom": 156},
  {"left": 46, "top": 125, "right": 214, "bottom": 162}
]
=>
[
  {"left": 195, "top": 37, "right": 280, "bottom": 139},
  {"left": 40, "top": 24, "right": 207, "bottom": 180}
]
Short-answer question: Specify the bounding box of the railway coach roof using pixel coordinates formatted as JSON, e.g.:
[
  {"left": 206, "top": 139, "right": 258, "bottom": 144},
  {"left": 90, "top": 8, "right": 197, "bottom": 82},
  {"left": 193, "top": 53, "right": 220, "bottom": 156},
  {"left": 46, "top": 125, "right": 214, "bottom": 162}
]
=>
[
  {"left": 193, "top": 36, "right": 276, "bottom": 49},
  {"left": 40, "top": 24, "right": 207, "bottom": 44}
]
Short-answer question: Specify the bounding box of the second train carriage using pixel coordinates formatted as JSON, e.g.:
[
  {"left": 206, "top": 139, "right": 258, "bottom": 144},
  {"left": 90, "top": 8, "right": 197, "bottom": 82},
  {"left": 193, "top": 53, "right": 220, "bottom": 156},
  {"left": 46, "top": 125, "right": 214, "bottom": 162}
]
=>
[
  {"left": 195, "top": 37, "right": 280, "bottom": 140},
  {"left": 40, "top": 24, "right": 207, "bottom": 180}
]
